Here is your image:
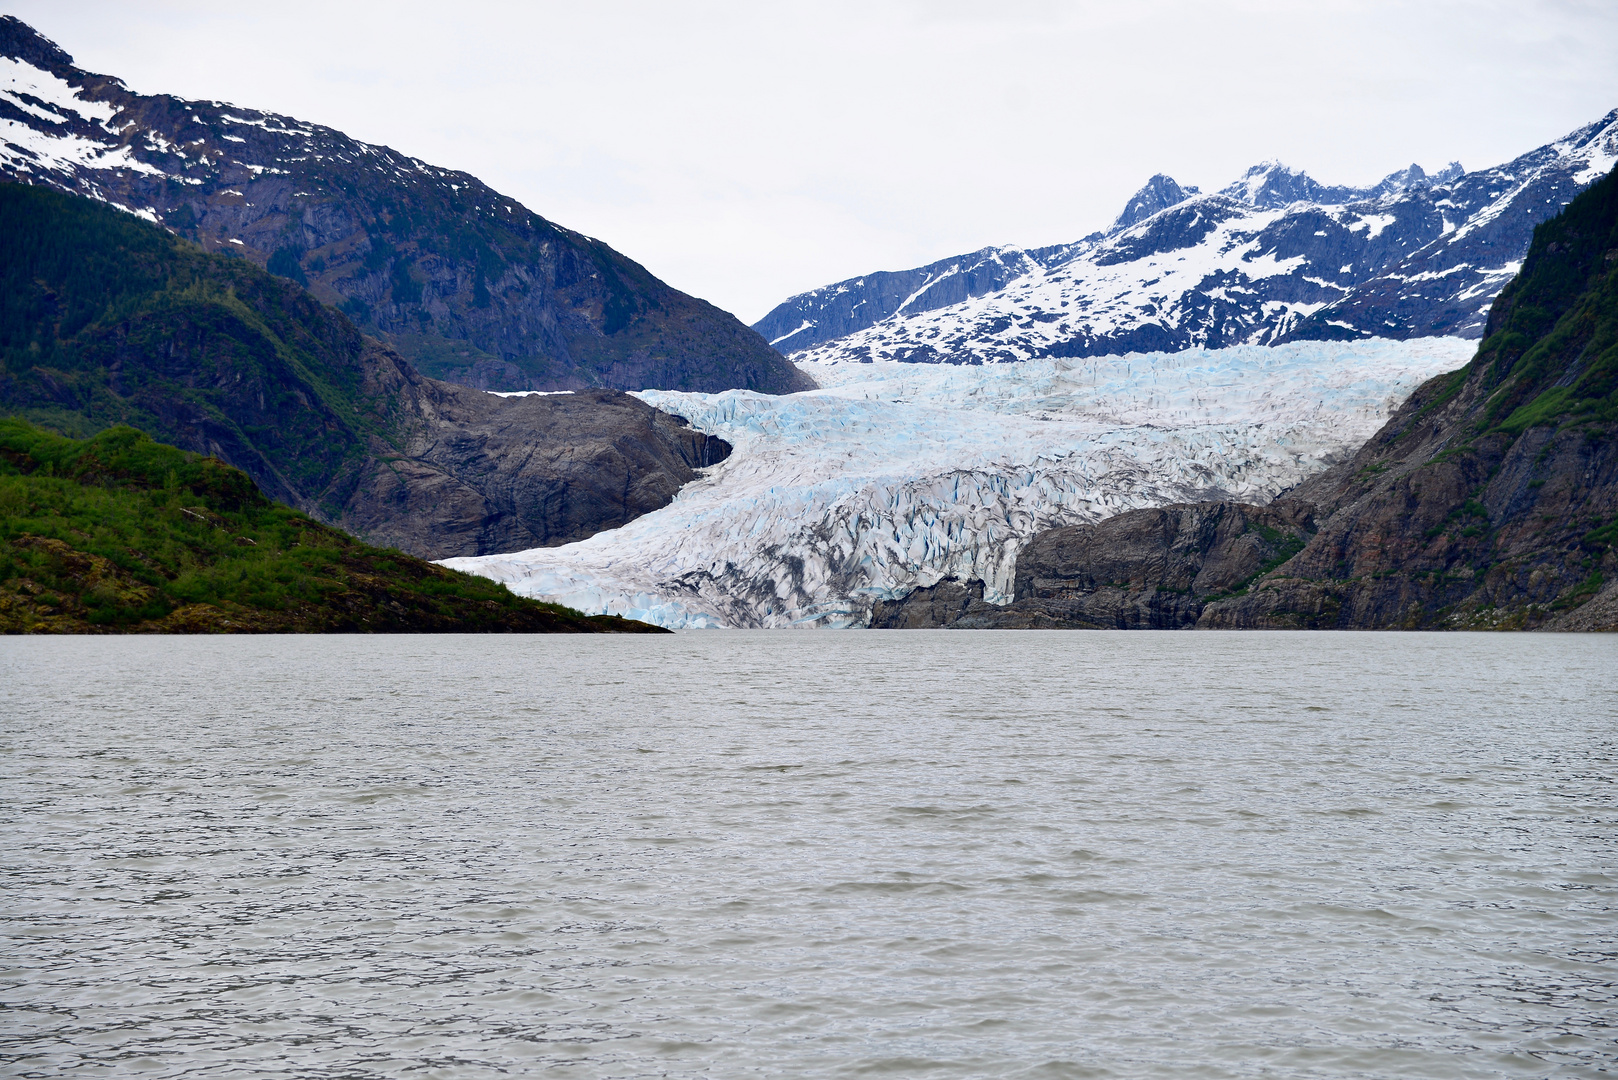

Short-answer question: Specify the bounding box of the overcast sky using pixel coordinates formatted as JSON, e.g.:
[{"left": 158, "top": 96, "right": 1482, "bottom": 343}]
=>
[{"left": 9, "top": 1, "right": 1618, "bottom": 322}]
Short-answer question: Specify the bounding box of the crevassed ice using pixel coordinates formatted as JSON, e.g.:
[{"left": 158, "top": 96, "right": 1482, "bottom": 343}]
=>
[{"left": 442, "top": 338, "right": 1476, "bottom": 629}]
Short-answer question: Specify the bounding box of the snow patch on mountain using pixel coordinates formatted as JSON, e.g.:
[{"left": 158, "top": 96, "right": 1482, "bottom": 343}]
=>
[
  {"left": 0, "top": 117, "right": 161, "bottom": 177},
  {"left": 0, "top": 56, "right": 115, "bottom": 125},
  {"left": 443, "top": 337, "right": 1476, "bottom": 629},
  {"left": 0, "top": 57, "right": 167, "bottom": 180}
]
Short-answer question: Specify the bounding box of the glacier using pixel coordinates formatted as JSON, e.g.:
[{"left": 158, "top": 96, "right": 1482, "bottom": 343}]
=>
[{"left": 442, "top": 338, "right": 1476, "bottom": 629}]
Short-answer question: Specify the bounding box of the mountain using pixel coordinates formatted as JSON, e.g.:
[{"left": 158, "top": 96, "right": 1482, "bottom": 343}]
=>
[
  {"left": 0, "top": 16, "right": 812, "bottom": 395},
  {"left": 0, "top": 182, "right": 731, "bottom": 560},
  {"left": 754, "top": 245, "right": 1064, "bottom": 355},
  {"left": 0, "top": 419, "right": 667, "bottom": 633},
  {"left": 876, "top": 163, "right": 1618, "bottom": 632},
  {"left": 755, "top": 113, "right": 1616, "bottom": 364},
  {"left": 1207, "top": 159, "right": 1618, "bottom": 630},
  {"left": 1113, "top": 174, "right": 1201, "bottom": 229}
]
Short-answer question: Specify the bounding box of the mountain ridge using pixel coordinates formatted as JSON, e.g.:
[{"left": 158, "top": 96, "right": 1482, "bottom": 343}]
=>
[
  {"left": 872, "top": 163, "right": 1618, "bottom": 632},
  {"left": 755, "top": 114, "right": 1616, "bottom": 363},
  {"left": 0, "top": 16, "right": 813, "bottom": 396},
  {"left": 0, "top": 182, "right": 731, "bottom": 561}
]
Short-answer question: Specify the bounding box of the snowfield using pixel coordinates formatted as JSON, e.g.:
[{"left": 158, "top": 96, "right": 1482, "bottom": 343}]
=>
[{"left": 442, "top": 338, "right": 1477, "bottom": 629}]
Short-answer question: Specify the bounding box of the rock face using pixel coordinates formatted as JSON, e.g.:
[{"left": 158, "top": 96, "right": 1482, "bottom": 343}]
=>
[
  {"left": 338, "top": 383, "right": 730, "bottom": 559},
  {"left": 870, "top": 577, "right": 988, "bottom": 629},
  {"left": 869, "top": 502, "right": 1312, "bottom": 629},
  {"left": 0, "top": 182, "right": 729, "bottom": 560},
  {"left": 757, "top": 113, "right": 1616, "bottom": 365},
  {"left": 0, "top": 17, "right": 812, "bottom": 396},
  {"left": 891, "top": 164, "right": 1618, "bottom": 631}
]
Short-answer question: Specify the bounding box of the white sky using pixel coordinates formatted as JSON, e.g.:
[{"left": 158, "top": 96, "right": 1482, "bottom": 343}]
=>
[{"left": 8, "top": 1, "right": 1618, "bottom": 323}]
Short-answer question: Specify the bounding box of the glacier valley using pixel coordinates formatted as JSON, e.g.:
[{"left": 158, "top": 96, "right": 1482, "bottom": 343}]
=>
[{"left": 442, "top": 338, "right": 1476, "bottom": 628}]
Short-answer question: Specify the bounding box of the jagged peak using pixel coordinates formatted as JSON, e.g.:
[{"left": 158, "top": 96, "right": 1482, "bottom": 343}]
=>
[
  {"left": 1219, "top": 160, "right": 1331, "bottom": 208},
  {"left": 1218, "top": 157, "right": 1470, "bottom": 209},
  {"left": 1111, "top": 174, "right": 1201, "bottom": 231},
  {"left": 1363, "top": 161, "right": 1465, "bottom": 200}
]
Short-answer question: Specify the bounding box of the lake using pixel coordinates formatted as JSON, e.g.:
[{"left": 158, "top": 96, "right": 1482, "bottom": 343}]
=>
[{"left": 2, "top": 631, "right": 1613, "bottom": 1078}]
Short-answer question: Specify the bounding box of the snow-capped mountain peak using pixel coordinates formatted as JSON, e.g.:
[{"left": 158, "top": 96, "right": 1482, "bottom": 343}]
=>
[
  {"left": 753, "top": 110, "right": 1617, "bottom": 363},
  {"left": 1219, "top": 160, "right": 1320, "bottom": 208},
  {"left": 1213, "top": 158, "right": 1463, "bottom": 210},
  {"left": 1111, "top": 174, "right": 1201, "bottom": 230},
  {"left": 0, "top": 15, "right": 810, "bottom": 396}
]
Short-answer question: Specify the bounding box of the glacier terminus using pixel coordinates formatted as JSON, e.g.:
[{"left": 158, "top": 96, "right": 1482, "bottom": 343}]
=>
[{"left": 443, "top": 338, "right": 1477, "bottom": 628}]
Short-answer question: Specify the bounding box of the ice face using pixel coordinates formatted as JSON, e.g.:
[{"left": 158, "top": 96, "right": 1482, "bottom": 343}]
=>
[{"left": 441, "top": 338, "right": 1477, "bottom": 629}]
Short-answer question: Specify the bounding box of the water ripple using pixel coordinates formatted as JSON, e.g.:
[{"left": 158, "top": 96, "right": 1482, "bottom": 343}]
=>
[{"left": 1, "top": 631, "right": 1613, "bottom": 1078}]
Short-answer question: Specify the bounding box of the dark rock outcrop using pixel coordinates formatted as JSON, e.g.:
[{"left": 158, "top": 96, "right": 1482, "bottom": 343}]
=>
[
  {"left": 336, "top": 381, "right": 729, "bottom": 558},
  {"left": 1009, "top": 502, "right": 1312, "bottom": 628},
  {"left": 871, "top": 502, "right": 1312, "bottom": 629},
  {"left": 870, "top": 577, "right": 989, "bottom": 629},
  {"left": 0, "top": 16, "right": 813, "bottom": 396}
]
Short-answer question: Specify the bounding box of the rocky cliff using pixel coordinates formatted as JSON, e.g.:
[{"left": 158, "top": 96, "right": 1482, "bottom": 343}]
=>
[
  {"left": 877, "top": 164, "right": 1618, "bottom": 632},
  {"left": 0, "top": 182, "right": 729, "bottom": 560},
  {"left": 869, "top": 502, "right": 1313, "bottom": 629},
  {"left": 0, "top": 16, "right": 812, "bottom": 395},
  {"left": 1202, "top": 162, "right": 1618, "bottom": 631}
]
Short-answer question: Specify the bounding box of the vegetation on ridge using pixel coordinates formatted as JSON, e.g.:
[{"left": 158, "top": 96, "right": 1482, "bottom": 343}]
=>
[
  {"left": 0, "top": 419, "right": 665, "bottom": 634},
  {"left": 0, "top": 181, "right": 395, "bottom": 519}
]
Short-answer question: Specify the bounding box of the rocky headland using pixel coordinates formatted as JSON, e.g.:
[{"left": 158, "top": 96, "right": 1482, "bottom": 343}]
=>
[{"left": 0, "top": 420, "right": 668, "bottom": 633}]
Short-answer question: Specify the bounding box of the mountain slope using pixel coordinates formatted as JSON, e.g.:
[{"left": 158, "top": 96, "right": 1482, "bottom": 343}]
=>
[
  {"left": 754, "top": 245, "right": 1071, "bottom": 355},
  {"left": 1204, "top": 160, "right": 1618, "bottom": 630},
  {"left": 757, "top": 114, "right": 1616, "bottom": 365},
  {"left": 0, "top": 16, "right": 812, "bottom": 395},
  {"left": 0, "top": 182, "right": 731, "bottom": 559},
  {"left": 0, "top": 420, "right": 666, "bottom": 633},
  {"left": 889, "top": 165, "right": 1618, "bottom": 632}
]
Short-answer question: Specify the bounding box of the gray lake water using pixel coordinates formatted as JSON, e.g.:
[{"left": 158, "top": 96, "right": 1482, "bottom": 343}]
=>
[{"left": 1, "top": 632, "right": 1614, "bottom": 1079}]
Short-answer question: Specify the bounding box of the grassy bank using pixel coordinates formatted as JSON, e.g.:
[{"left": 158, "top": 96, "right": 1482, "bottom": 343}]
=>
[{"left": 0, "top": 420, "right": 665, "bottom": 634}]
